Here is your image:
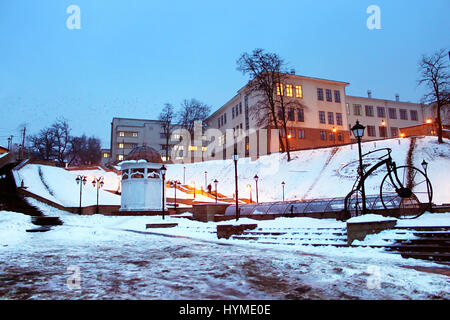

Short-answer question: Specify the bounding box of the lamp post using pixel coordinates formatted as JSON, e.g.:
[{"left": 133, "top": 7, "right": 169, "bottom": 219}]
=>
[
  {"left": 160, "top": 165, "right": 167, "bottom": 219},
  {"left": 233, "top": 150, "right": 239, "bottom": 221},
  {"left": 421, "top": 160, "right": 432, "bottom": 212},
  {"left": 204, "top": 171, "right": 208, "bottom": 190},
  {"left": 281, "top": 181, "right": 285, "bottom": 202},
  {"left": 351, "top": 120, "right": 367, "bottom": 215},
  {"left": 172, "top": 180, "right": 178, "bottom": 212},
  {"left": 183, "top": 166, "right": 186, "bottom": 185},
  {"left": 246, "top": 184, "right": 252, "bottom": 203},
  {"left": 213, "top": 179, "right": 218, "bottom": 203},
  {"left": 75, "top": 175, "right": 87, "bottom": 214},
  {"left": 253, "top": 174, "right": 259, "bottom": 203},
  {"left": 91, "top": 176, "right": 104, "bottom": 214}
]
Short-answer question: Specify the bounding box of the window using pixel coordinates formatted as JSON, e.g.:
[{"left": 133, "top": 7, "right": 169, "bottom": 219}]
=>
[
  {"left": 239, "top": 102, "right": 242, "bottom": 114},
  {"left": 276, "top": 83, "right": 284, "bottom": 96},
  {"left": 377, "top": 106, "right": 386, "bottom": 118},
  {"left": 298, "top": 129, "right": 305, "bottom": 139},
  {"left": 132, "top": 132, "right": 138, "bottom": 137},
  {"left": 338, "top": 133, "right": 344, "bottom": 141},
  {"left": 410, "top": 110, "right": 418, "bottom": 121},
  {"left": 336, "top": 113, "right": 343, "bottom": 125},
  {"left": 286, "top": 84, "right": 293, "bottom": 97},
  {"left": 379, "top": 126, "right": 387, "bottom": 138},
  {"left": 317, "top": 88, "right": 324, "bottom": 101},
  {"left": 365, "top": 105, "right": 374, "bottom": 117},
  {"left": 391, "top": 127, "right": 399, "bottom": 137},
  {"left": 117, "top": 154, "right": 124, "bottom": 161},
  {"left": 280, "top": 128, "right": 286, "bottom": 137},
  {"left": 297, "top": 109, "right": 304, "bottom": 122},
  {"left": 218, "top": 118, "right": 221, "bottom": 128},
  {"left": 232, "top": 108, "right": 235, "bottom": 119},
  {"left": 118, "top": 143, "right": 124, "bottom": 149},
  {"left": 288, "top": 108, "right": 295, "bottom": 121},
  {"left": 278, "top": 107, "right": 284, "bottom": 120},
  {"left": 334, "top": 90, "right": 341, "bottom": 103},
  {"left": 319, "top": 111, "right": 326, "bottom": 124},
  {"left": 367, "top": 125, "right": 376, "bottom": 137},
  {"left": 119, "top": 131, "right": 125, "bottom": 137},
  {"left": 329, "top": 132, "right": 336, "bottom": 141},
  {"left": 399, "top": 109, "right": 408, "bottom": 120},
  {"left": 235, "top": 105, "right": 239, "bottom": 117},
  {"left": 131, "top": 168, "right": 145, "bottom": 179},
  {"left": 326, "top": 89, "right": 332, "bottom": 102},
  {"left": 224, "top": 112, "right": 227, "bottom": 124},
  {"left": 288, "top": 128, "right": 296, "bottom": 138},
  {"left": 353, "top": 104, "right": 362, "bottom": 116},
  {"left": 296, "top": 85, "right": 303, "bottom": 98},
  {"left": 328, "top": 112, "right": 334, "bottom": 124},
  {"left": 346, "top": 103, "right": 350, "bottom": 115},
  {"left": 320, "top": 131, "right": 327, "bottom": 140},
  {"left": 103, "top": 153, "right": 109, "bottom": 158},
  {"left": 388, "top": 108, "right": 397, "bottom": 119},
  {"left": 122, "top": 169, "right": 129, "bottom": 179}
]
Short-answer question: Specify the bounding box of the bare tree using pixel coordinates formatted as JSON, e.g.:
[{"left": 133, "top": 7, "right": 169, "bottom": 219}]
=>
[
  {"left": 67, "top": 135, "right": 102, "bottom": 166},
  {"left": 52, "top": 118, "right": 71, "bottom": 164},
  {"left": 237, "top": 48, "right": 304, "bottom": 161},
  {"left": 158, "top": 103, "right": 176, "bottom": 161},
  {"left": 177, "top": 98, "right": 211, "bottom": 136},
  {"left": 418, "top": 49, "right": 450, "bottom": 143},
  {"left": 28, "top": 127, "right": 56, "bottom": 161}
]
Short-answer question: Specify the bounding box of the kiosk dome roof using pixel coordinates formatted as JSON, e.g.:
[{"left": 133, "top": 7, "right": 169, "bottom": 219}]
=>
[{"left": 125, "top": 145, "right": 162, "bottom": 163}]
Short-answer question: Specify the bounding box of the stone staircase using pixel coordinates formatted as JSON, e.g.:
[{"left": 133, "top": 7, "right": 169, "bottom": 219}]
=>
[{"left": 229, "top": 225, "right": 450, "bottom": 265}]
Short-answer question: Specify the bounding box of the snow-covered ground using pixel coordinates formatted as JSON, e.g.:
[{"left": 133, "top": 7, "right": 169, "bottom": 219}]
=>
[
  {"left": 167, "top": 136, "right": 450, "bottom": 204},
  {"left": 0, "top": 198, "right": 448, "bottom": 300},
  {"left": 14, "top": 164, "right": 121, "bottom": 207}
]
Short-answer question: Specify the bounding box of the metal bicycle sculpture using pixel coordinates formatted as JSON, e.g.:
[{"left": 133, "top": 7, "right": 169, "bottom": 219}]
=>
[{"left": 344, "top": 148, "right": 433, "bottom": 220}]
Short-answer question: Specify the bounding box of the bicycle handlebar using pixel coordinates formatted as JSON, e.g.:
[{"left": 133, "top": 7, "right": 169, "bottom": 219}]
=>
[{"left": 362, "top": 148, "right": 392, "bottom": 160}]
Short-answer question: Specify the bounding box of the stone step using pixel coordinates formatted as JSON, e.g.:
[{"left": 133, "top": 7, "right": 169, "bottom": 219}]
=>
[
  {"left": 399, "top": 252, "right": 450, "bottom": 262},
  {"left": 385, "top": 244, "right": 450, "bottom": 253},
  {"left": 413, "top": 231, "right": 450, "bottom": 239},
  {"left": 392, "top": 238, "right": 450, "bottom": 244},
  {"left": 395, "top": 226, "right": 450, "bottom": 232}
]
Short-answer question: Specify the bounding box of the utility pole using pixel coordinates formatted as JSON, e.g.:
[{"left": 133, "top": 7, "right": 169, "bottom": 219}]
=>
[{"left": 20, "top": 127, "right": 26, "bottom": 160}]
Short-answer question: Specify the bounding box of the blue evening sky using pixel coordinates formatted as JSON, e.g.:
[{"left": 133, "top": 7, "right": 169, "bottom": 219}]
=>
[{"left": 0, "top": 0, "right": 449, "bottom": 148}]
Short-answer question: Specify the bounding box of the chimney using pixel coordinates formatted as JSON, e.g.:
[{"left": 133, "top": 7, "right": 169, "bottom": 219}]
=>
[
  {"left": 367, "top": 90, "right": 372, "bottom": 99},
  {"left": 395, "top": 94, "right": 400, "bottom": 102},
  {"left": 290, "top": 68, "right": 295, "bottom": 75}
]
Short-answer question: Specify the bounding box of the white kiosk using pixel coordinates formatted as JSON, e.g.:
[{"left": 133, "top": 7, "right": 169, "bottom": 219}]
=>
[{"left": 119, "top": 146, "right": 166, "bottom": 212}]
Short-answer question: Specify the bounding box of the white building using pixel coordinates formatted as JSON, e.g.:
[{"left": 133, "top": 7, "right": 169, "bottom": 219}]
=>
[{"left": 119, "top": 146, "right": 166, "bottom": 212}]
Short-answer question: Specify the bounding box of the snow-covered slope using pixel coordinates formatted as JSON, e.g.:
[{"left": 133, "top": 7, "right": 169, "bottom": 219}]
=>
[
  {"left": 14, "top": 164, "right": 121, "bottom": 207},
  {"left": 166, "top": 137, "right": 450, "bottom": 205}
]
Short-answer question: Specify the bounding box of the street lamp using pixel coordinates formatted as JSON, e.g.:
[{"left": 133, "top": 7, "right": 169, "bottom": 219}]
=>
[
  {"left": 91, "top": 176, "right": 104, "bottom": 214},
  {"left": 160, "top": 165, "right": 167, "bottom": 220},
  {"left": 213, "top": 179, "right": 218, "bottom": 203},
  {"left": 204, "top": 171, "right": 208, "bottom": 190},
  {"left": 183, "top": 166, "right": 186, "bottom": 185},
  {"left": 351, "top": 120, "right": 367, "bottom": 215},
  {"left": 281, "top": 181, "right": 285, "bottom": 202},
  {"left": 75, "top": 175, "right": 87, "bottom": 214},
  {"left": 172, "top": 180, "right": 178, "bottom": 212},
  {"left": 233, "top": 150, "right": 239, "bottom": 221},
  {"left": 421, "top": 160, "right": 432, "bottom": 212},
  {"left": 254, "top": 174, "right": 259, "bottom": 203}
]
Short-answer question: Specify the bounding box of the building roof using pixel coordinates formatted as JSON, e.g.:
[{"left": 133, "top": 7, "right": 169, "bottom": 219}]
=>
[{"left": 125, "top": 145, "right": 162, "bottom": 163}]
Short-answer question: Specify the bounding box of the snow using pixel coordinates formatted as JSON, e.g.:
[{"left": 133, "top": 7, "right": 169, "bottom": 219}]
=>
[
  {"left": 14, "top": 164, "right": 121, "bottom": 207},
  {"left": 166, "top": 136, "right": 450, "bottom": 205},
  {"left": 1, "top": 202, "right": 449, "bottom": 299},
  {"left": 347, "top": 214, "right": 397, "bottom": 223}
]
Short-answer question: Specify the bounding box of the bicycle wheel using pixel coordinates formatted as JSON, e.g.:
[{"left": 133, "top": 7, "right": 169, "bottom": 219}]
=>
[
  {"left": 345, "top": 189, "right": 365, "bottom": 219},
  {"left": 380, "top": 166, "right": 432, "bottom": 219}
]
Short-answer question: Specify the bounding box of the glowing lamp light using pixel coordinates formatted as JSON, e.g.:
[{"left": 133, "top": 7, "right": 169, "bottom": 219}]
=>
[
  {"left": 426, "top": 119, "right": 433, "bottom": 124},
  {"left": 400, "top": 133, "right": 406, "bottom": 138},
  {"left": 287, "top": 134, "right": 292, "bottom": 139}
]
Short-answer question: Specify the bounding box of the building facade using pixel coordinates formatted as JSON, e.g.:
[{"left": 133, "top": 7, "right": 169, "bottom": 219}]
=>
[
  {"left": 205, "top": 73, "right": 351, "bottom": 159},
  {"left": 345, "top": 95, "right": 425, "bottom": 141},
  {"left": 110, "top": 118, "right": 179, "bottom": 163}
]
